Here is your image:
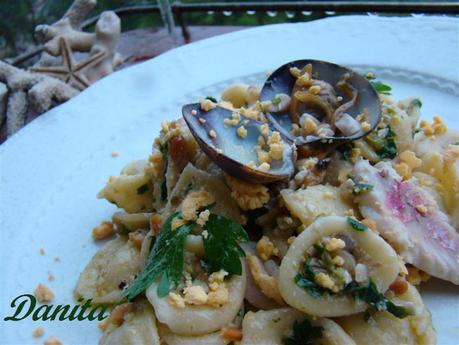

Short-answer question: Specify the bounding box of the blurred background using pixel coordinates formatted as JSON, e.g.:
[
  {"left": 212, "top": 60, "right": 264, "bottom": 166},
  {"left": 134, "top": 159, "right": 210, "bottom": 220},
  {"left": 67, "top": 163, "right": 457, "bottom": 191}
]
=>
[{"left": 3, "top": 0, "right": 458, "bottom": 63}]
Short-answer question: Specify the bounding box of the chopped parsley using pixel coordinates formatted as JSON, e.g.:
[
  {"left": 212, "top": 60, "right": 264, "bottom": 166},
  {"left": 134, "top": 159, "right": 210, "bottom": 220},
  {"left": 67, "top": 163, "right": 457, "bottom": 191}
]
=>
[
  {"left": 337, "top": 143, "right": 353, "bottom": 161},
  {"left": 283, "top": 319, "right": 323, "bottom": 345},
  {"left": 136, "top": 183, "right": 149, "bottom": 195},
  {"left": 202, "top": 214, "right": 248, "bottom": 275},
  {"left": 272, "top": 96, "right": 282, "bottom": 105},
  {"left": 206, "top": 96, "right": 217, "bottom": 103},
  {"left": 411, "top": 98, "right": 422, "bottom": 108},
  {"left": 123, "top": 212, "right": 193, "bottom": 299},
  {"left": 366, "top": 126, "right": 397, "bottom": 159},
  {"left": 123, "top": 211, "right": 248, "bottom": 300},
  {"left": 344, "top": 278, "right": 413, "bottom": 319},
  {"left": 159, "top": 141, "right": 169, "bottom": 161},
  {"left": 347, "top": 217, "right": 368, "bottom": 232},
  {"left": 365, "top": 74, "right": 392, "bottom": 95},
  {"left": 295, "top": 257, "right": 326, "bottom": 298},
  {"left": 349, "top": 176, "right": 374, "bottom": 194}
]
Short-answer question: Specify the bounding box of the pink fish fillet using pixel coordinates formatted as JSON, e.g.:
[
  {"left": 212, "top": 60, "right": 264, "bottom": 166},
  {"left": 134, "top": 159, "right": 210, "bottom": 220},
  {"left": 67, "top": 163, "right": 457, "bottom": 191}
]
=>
[{"left": 352, "top": 160, "right": 459, "bottom": 285}]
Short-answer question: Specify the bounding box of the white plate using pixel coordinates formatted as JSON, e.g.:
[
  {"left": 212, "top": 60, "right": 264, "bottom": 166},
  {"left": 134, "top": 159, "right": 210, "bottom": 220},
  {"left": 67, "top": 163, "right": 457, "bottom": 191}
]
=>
[{"left": 1, "top": 15, "right": 458, "bottom": 345}]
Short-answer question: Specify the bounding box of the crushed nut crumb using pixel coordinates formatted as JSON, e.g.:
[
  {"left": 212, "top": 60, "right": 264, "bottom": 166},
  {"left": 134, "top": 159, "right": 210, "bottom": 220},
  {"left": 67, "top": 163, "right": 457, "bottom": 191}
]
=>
[
  {"left": 32, "top": 326, "right": 44, "bottom": 338},
  {"left": 34, "top": 284, "right": 54, "bottom": 303},
  {"left": 92, "top": 221, "right": 113, "bottom": 241},
  {"left": 183, "top": 286, "right": 208, "bottom": 305},
  {"left": 168, "top": 292, "right": 185, "bottom": 309},
  {"left": 44, "top": 336, "right": 62, "bottom": 345},
  {"left": 237, "top": 126, "right": 247, "bottom": 138}
]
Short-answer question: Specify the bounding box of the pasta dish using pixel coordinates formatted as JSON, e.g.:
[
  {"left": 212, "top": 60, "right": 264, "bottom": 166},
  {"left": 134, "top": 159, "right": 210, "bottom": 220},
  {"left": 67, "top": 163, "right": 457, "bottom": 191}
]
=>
[{"left": 75, "top": 61, "right": 459, "bottom": 345}]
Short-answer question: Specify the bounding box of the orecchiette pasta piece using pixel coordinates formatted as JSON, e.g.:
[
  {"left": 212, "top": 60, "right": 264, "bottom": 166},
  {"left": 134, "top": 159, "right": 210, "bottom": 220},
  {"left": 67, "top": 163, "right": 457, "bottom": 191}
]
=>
[
  {"left": 278, "top": 216, "right": 399, "bottom": 317},
  {"left": 241, "top": 308, "right": 356, "bottom": 345},
  {"left": 158, "top": 324, "right": 230, "bottom": 345},
  {"left": 146, "top": 267, "right": 246, "bottom": 336},
  {"left": 99, "top": 302, "right": 160, "bottom": 345},
  {"left": 336, "top": 283, "right": 435, "bottom": 345},
  {"left": 281, "top": 185, "right": 354, "bottom": 226},
  {"left": 75, "top": 236, "right": 142, "bottom": 303},
  {"left": 162, "top": 163, "right": 241, "bottom": 223},
  {"left": 98, "top": 159, "right": 154, "bottom": 213}
]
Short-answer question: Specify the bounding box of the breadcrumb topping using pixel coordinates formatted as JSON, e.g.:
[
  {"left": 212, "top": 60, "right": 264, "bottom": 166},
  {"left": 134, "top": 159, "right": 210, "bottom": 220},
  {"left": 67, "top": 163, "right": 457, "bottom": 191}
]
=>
[
  {"left": 34, "top": 284, "right": 54, "bottom": 303},
  {"left": 32, "top": 327, "right": 44, "bottom": 338},
  {"left": 200, "top": 99, "right": 216, "bottom": 111},
  {"left": 44, "top": 336, "right": 62, "bottom": 345},
  {"left": 256, "top": 236, "right": 279, "bottom": 261},
  {"left": 92, "top": 221, "right": 113, "bottom": 241},
  {"left": 225, "top": 174, "right": 270, "bottom": 210},
  {"left": 181, "top": 191, "right": 215, "bottom": 221}
]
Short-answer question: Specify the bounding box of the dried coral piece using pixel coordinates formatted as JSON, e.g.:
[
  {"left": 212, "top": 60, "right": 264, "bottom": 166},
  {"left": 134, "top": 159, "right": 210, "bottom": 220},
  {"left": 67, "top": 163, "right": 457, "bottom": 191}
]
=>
[
  {"left": 31, "top": 38, "right": 106, "bottom": 90},
  {"left": 0, "top": 60, "right": 78, "bottom": 136}
]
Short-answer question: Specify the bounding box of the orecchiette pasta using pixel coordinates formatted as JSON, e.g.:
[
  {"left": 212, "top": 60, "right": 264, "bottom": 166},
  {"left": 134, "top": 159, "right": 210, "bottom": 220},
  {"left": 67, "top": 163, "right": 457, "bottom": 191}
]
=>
[
  {"left": 77, "top": 70, "right": 449, "bottom": 345},
  {"left": 98, "top": 159, "right": 154, "bottom": 213},
  {"left": 279, "top": 215, "right": 399, "bottom": 317},
  {"left": 158, "top": 324, "right": 230, "bottom": 345},
  {"left": 241, "top": 308, "right": 356, "bottom": 345},
  {"left": 162, "top": 163, "right": 241, "bottom": 223},
  {"left": 75, "top": 236, "right": 142, "bottom": 303},
  {"left": 336, "top": 283, "right": 436, "bottom": 345},
  {"left": 281, "top": 185, "right": 353, "bottom": 226},
  {"left": 99, "top": 302, "right": 160, "bottom": 345},
  {"left": 146, "top": 266, "right": 246, "bottom": 336}
]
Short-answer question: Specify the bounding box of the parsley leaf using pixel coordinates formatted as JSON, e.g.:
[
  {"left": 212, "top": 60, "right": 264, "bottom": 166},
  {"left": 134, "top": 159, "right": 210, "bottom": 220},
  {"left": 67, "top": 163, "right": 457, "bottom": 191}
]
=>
[
  {"left": 365, "top": 73, "right": 392, "bottom": 95},
  {"left": 344, "top": 278, "right": 413, "bottom": 319},
  {"left": 411, "top": 99, "right": 422, "bottom": 108},
  {"left": 202, "top": 214, "right": 248, "bottom": 275},
  {"left": 123, "top": 212, "right": 193, "bottom": 300},
  {"left": 206, "top": 96, "right": 217, "bottom": 103},
  {"left": 283, "top": 319, "right": 323, "bottom": 345},
  {"left": 347, "top": 217, "right": 368, "bottom": 232},
  {"left": 137, "top": 183, "right": 149, "bottom": 195},
  {"left": 367, "top": 126, "right": 397, "bottom": 159}
]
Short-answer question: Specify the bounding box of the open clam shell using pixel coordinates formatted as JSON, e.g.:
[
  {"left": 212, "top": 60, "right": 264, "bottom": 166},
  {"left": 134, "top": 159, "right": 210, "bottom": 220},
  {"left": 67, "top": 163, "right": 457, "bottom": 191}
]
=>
[
  {"left": 182, "top": 103, "right": 295, "bottom": 184},
  {"left": 260, "top": 59, "right": 381, "bottom": 145}
]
